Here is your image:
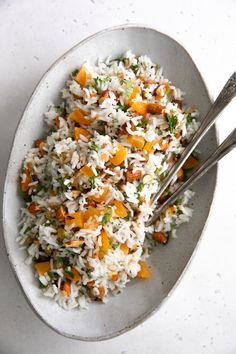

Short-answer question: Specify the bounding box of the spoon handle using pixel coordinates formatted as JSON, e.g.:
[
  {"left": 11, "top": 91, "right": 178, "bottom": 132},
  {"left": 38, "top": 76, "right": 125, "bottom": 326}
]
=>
[
  {"left": 151, "top": 71, "right": 236, "bottom": 206},
  {"left": 146, "top": 128, "right": 236, "bottom": 227}
]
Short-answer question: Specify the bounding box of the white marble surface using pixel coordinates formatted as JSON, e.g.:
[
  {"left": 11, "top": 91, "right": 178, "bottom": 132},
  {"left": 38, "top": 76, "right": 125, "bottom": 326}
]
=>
[{"left": 0, "top": 1, "right": 236, "bottom": 353}]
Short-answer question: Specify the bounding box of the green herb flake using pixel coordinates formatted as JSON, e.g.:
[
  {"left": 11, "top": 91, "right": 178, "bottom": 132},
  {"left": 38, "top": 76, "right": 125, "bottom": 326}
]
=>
[
  {"left": 167, "top": 115, "right": 178, "bottom": 134},
  {"left": 72, "top": 69, "right": 79, "bottom": 77},
  {"left": 124, "top": 211, "right": 132, "bottom": 221},
  {"left": 123, "top": 80, "right": 133, "bottom": 98},
  {"left": 102, "top": 206, "right": 112, "bottom": 225},
  {"left": 157, "top": 129, "right": 163, "bottom": 136},
  {"left": 89, "top": 176, "right": 96, "bottom": 189},
  {"left": 186, "top": 113, "right": 193, "bottom": 127},
  {"left": 48, "top": 271, "right": 58, "bottom": 278},
  {"left": 131, "top": 64, "right": 140, "bottom": 74},
  {"left": 112, "top": 243, "right": 119, "bottom": 250},
  {"left": 137, "top": 183, "right": 144, "bottom": 193},
  {"left": 38, "top": 279, "right": 47, "bottom": 289},
  {"left": 117, "top": 103, "right": 129, "bottom": 112},
  {"left": 55, "top": 256, "right": 69, "bottom": 267}
]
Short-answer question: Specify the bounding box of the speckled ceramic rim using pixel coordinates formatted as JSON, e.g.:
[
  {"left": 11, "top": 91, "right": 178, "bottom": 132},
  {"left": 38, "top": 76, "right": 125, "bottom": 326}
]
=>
[{"left": 2, "top": 23, "right": 219, "bottom": 342}]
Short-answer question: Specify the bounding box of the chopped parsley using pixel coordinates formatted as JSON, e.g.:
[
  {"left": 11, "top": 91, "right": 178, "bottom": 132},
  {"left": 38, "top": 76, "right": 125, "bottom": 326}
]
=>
[
  {"left": 89, "top": 176, "right": 97, "bottom": 189},
  {"left": 102, "top": 206, "right": 112, "bottom": 225},
  {"left": 92, "top": 76, "right": 111, "bottom": 93},
  {"left": 157, "top": 129, "right": 163, "bottom": 136},
  {"left": 89, "top": 140, "right": 100, "bottom": 151},
  {"left": 112, "top": 243, "right": 119, "bottom": 250},
  {"left": 117, "top": 103, "right": 129, "bottom": 112},
  {"left": 38, "top": 279, "right": 47, "bottom": 289},
  {"left": 186, "top": 113, "right": 193, "bottom": 127},
  {"left": 131, "top": 64, "right": 140, "bottom": 74},
  {"left": 55, "top": 105, "right": 66, "bottom": 115},
  {"left": 124, "top": 211, "right": 132, "bottom": 221},
  {"left": 55, "top": 256, "right": 69, "bottom": 267},
  {"left": 72, "top": 69, "right": 79, "bottom": 77},
  {"left": 137, "top": 118, "right": 147, "bottom": 128},
  {"left": 137, "top": 183, "right": 144, "bottom": 193},
  {"left": 122, "top": 79, "right": 133, "bottom": 98},
  {"left": 167, "top": 115, "right": 178, "bottom": 134}
]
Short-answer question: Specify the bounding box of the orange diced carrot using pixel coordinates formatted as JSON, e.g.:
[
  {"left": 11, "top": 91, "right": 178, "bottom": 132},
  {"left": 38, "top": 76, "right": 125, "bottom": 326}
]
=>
[
  {"left": 110, "top": 272, "right": 119, "bottom": 281},
  {"left": 127, "top": 169, "right": 142, "bottom": 182},
  {"left": 65, "top": 240, "right": 84, "bottom": 248},
  {"left": 152, "top": 231, "right": 168, "bottom": 244},
  {"left": 75, "top": 65, "right": 89, "bottom": 86},
  {"left": 35, "top": 139, "right": 45, "bottom": 152},
  {"left": 61, "top": 281, "right": 71, "bottom": 296},
  {"left": 143, "top": 139, "right": 159, "bottom": 153},
  {"left": 84, "top": 206, "right": 101, "bottom": 222},
  {"left": 35, "top": 261, "right": 51, "bottom": 275},
  {"left": 183, "top": 155, "right": 199, "bottom": 169},
  {"left": 113, "top": 200, "right": 128, "bottom": 218},
  {"left": 65, "top": 267, "right": 81, "bottom": 282},
  {"left": 28, "top": 202, "right": 41, "bottom": 215},
  {"left": 74, "top": 127, "right": 91, "bottom": 140},
  {"left": 120, "top": 243, "right": 129, "bottom": 255},
  {"left": 68, "top": 107, "right": 91, "bottom": 125},
  {"left": 177, "top": 168, "right": 184, "bottom": 181},
  {"left": 20, "top": 163, "right": 32, "bottom": 192},
  {"left": 137, "top": 261, "right": 151, "bottom": 279},
  {"left": 127, "top": 134, "right": 145, "bottom": 149},
  {"left": 65, "top": 212, "right": 84, "bottom": 228},
  {"left": 90, "top": 187, "right": 108, "bottom": 203},
  {"left": 98, "top": 229, "right": 110, "bottom": 259},
  {"left": 80, "top": 165, "right": 94, "bottom": 177},
  {"left": 147, "top": 103, "right": 164, "bottom": 115},
  {"left": 131, "top": 101, "right": 147, "bottom": 116},
  {"left": 56, "top": 206, "right": 66, "bottom": 221},
  {"left": 109, "top": 143, "right": 126, "bottom": 166}
]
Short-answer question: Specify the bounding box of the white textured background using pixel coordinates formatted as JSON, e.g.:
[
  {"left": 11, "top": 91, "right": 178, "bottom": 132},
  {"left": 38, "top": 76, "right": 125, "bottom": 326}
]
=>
[{"left": 0, "top": 1, "right": 236, "bottom": 353}]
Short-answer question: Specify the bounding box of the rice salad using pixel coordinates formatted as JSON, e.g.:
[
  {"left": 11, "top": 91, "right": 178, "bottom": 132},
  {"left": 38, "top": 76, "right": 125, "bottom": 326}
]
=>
[{"left": 18, "top": 51, "right": 200, "bottom": 310}]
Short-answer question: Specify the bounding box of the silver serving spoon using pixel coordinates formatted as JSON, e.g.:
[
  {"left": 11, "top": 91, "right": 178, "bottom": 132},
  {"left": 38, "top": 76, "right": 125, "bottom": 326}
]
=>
[
  {"left": 146, "top": 72, "right": 236, "bottom": 226},
  {"left": 146, "top": 128, "right": 236, "bottom": 226}
]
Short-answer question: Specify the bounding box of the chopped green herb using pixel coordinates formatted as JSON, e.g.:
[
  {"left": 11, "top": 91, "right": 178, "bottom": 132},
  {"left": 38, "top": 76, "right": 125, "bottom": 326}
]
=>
[
  {"left": 24, "top": 226, "right": 33, "bottom": 234},
  {"left": 131, "top": 64, "right": 140, "bottom": 74},
  {"left": 19, "top": 189, "right": 31, "bottom": 202},
  {"left": 48, "top": 271, "right": 59, "bottom": 278},
  {"left": 92, "top": 76, "right": 111, "bottom": 93},
  {"left": 177, "top": 208, "right": 183, "bottom": 216},
  {"left": 122, "top": 57, "right": 130, "bottom": 67},
  {"left": 55, "top": 256, "right": 69, "bottom": 267},
  {"left": 79, "top": 185, "right": 85, "bottom": 193},
  {"left": 55, "top": 105, "right": 66, "bottom": 115},
  {"left": 157, "top": 129, "right": 163, "bottom": 136},
  {"left": 176, "top": 196, "right": 184, "bottom": 205},
  {"left": 117, "top": 103, "right": 129, "bottom": 112},
  {"left": 102, "top": 206, "right": 112, "bottom": 225},
  {"left": 112, "top": 243, "right": 119, "bottom": 250},
  {"left": 167, "top": 115, "right": 178, "bottom": 134},
  {"left": 45, "top": 219, "right": 57, "bottom": 227},
  {"left": 124, "top": 211, "right": 132, "bottom": 221},
  {"left": 137, "top": 183, "right": 144, "bottom": 193},
  {"left": 123, "top": 80, "right": 133, "bottom": 98},
  {"left": 186, "top": 113, "right": 193, "bottom": 127},
  {"left": 72, "top": 69, "right": 79, "bottom": 77},
  {"left": 137, "top": 118, "right": 147, "bottom": 128},
  {"left": 89, "top": 176, "right": 96, "bottom": 189},
  {"left": 38, "top": 279, "right": 47, "bottom": 289},
  {"left": 89, "top": 140, "right": 100, "bottom": 151}
]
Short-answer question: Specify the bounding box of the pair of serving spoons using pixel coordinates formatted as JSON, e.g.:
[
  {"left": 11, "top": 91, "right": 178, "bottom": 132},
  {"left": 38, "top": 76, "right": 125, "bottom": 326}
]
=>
[{"left": 147, "top": 71, "right": 236, "bottom": 227}]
